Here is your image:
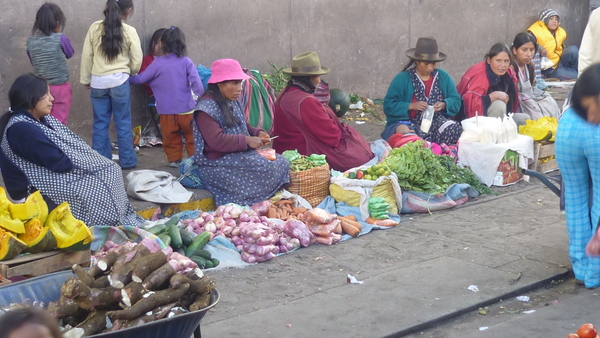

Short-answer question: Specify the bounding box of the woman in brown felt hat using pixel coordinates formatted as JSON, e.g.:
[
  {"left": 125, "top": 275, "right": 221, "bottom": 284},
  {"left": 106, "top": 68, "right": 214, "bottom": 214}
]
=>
[
  {"left": 272, "top": 51, "right": 374, "bottom": 172},
  {"left": 382, "top": 37, "right": 463, "bottom": 146}
]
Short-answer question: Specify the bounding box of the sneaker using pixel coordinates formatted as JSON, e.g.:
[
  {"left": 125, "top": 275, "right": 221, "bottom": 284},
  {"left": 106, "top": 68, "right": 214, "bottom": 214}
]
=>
[{"left": 169, "top": 160, "right": 182, "bottom": 168}]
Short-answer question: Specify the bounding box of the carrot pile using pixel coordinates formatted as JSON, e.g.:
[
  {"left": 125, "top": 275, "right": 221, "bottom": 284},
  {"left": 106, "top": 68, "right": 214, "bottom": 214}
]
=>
[{"left": 266, "top": 199, "right": 307, "bottom": 221}]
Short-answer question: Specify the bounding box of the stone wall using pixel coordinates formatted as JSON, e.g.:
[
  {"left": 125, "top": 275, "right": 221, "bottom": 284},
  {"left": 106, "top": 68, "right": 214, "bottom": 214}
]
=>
[{"left": 0, "top": 0, "right": 589, "bottom": 139}]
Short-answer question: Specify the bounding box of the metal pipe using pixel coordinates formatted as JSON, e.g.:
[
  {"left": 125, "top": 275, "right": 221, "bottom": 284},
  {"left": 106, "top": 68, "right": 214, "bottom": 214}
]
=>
[{"left": 521, "top": 169, "right": 561, "bottom": 197}]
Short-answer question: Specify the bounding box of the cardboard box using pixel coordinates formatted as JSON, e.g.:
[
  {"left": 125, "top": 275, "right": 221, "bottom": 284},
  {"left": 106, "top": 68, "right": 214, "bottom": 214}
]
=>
[{"left": 493, "top": 150, "right": 523, "bottom": 186}]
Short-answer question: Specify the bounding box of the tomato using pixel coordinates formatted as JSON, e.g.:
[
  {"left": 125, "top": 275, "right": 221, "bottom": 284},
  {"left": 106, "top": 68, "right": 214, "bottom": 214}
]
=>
[
  {"left": 356, "top": 170, "right": 364, "bottom": 179},
  {"left": 566, "top": 334, "right": 580, "bottom": 338},
  {"left": 577, "top": 324, "right": 597, "bottom": 338}
]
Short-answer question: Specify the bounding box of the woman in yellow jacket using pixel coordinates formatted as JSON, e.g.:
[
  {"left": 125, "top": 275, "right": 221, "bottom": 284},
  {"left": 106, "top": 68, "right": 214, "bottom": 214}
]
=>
[{"left": 527, "top": 9, "right": 579, "bottom": 80}]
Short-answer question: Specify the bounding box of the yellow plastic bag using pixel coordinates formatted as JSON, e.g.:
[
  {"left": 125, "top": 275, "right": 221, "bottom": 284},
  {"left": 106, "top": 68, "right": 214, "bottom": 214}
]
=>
[{"left": 518, "top": 117, "right": 557, "bottom": 141}]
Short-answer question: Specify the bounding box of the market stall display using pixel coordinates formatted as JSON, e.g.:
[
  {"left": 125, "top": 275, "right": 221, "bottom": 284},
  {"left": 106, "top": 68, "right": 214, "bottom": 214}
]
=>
[{"left": 23, "top": 240, "right": 218, "bottom": 337}]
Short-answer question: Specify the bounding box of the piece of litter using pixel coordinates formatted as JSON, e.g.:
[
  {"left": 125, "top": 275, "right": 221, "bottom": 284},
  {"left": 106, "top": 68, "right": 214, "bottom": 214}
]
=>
[
  {"left": 347, "top": 274, "right": 364, "bottom": 284},
  {"left": 552, "top": 300, "right": 559, "bottom": 304},
  {"left": 523, "top": 310, "right": 536, "bottom": 314},
  {"left": 112, "top": 154, "right": 119, "bottom": 160},
  {"left": 314, "top": 256, "right": 325, "bottom": 261},
  {"left": 516, "top": 296, "right": 530, "bottom": 302},
  {"left": 355, "top": 121, "right": 365, "bottom": 124},
  {"left": 479, "top": 327, "right": 489, "bottom": 331},
  {"left": 286, "top": 324, "right": 292, "bottom": 328},
  {"left": 349, "top": 101, "right": 364, "bottom": 110},
  {"left": 467, "top": 285, "right": 479, "bottom": 292}
]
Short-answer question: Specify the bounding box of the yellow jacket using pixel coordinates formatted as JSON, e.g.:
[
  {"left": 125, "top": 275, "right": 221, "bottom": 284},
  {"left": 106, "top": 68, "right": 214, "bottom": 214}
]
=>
[
  {"left": 80, "top": 20, "right": 143, "bottom": 85},
  {"left": 527, "top": 21, "right": 567, "bottom": 68}
]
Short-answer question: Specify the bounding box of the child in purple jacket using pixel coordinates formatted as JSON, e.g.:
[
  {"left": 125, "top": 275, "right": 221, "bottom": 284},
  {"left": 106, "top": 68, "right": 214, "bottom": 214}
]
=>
[{"left": 130, "top": 26, "right": 204, "bottom": 167}]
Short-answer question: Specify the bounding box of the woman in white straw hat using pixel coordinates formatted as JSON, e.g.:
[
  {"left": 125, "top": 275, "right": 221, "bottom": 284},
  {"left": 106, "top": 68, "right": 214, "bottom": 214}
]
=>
[
  {"left": 272, "top": 51, "right": 374, "bottom": 172},
  {"left": 383, "top": 37, "right": 462, "bottom": 145}
]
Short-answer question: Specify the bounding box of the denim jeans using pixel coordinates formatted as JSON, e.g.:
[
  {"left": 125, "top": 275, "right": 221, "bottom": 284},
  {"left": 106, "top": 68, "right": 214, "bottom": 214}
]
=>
[
  {"left": 543, "top": 45, "right": 579, "bottom": 80},
  {"left": 90, "top": 80, "right": 137, "bottom": 169}
]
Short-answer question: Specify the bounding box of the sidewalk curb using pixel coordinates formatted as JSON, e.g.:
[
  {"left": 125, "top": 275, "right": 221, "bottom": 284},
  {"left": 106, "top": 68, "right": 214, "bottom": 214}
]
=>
[{"left": 382, "top": 270, "right": 571, "bottom": 338}]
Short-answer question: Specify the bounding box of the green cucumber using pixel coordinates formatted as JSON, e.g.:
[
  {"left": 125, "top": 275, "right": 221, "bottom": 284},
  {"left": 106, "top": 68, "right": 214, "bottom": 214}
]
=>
[
  {"left": 147, "top": 224, "right": 166, "bottom": 235},
  {"left": 210, "top": 258, "right": 219, "bottom": 267},
  {"left": 168, "top": 223, "right": 183, "bottom": 249},
  {"left": 176, "top": 247, "right": 186, "bottom": 255},
  {"left": 190, "top": 256, "right": 214, "bottom": 269},
  {"left": 158, "top": 233, "right": 171, "bottom": 247},
  {"left": 179, "top": 228, "right": 195, "bottom": 247},
  {"left": 185, "top": 231, "right": 211, "bottom": 257},
  {"left": 192, "top": 249, "right": 212, "bottom": 260}
]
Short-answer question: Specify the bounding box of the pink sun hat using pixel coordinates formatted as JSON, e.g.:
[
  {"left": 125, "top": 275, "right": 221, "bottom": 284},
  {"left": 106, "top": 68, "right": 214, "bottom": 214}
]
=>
[{"left": 208, "top": 59, "right": 250, "bottom": 84}]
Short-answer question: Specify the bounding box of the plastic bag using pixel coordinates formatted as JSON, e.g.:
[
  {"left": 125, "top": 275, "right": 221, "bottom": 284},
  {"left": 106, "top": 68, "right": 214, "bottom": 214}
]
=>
[
  {"left": 257, "top": 148, "right": 276, "bottom": 161},
  {"left": 420, "top": 105, "right": 434, "bottom": 133},
  {"left": 540, "top": 57, "right": 554, "bottom": 70},
  {"left": 282, "top": 219, "right": 316, "bottom": 247}
]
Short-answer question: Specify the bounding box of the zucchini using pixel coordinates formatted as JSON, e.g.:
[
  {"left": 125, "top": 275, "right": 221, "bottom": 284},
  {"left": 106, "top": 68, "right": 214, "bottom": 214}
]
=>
[
  {"left": 179, "top": 228, "right": 195, "bottom": 247},
  {"left": 210, "top": 257, "right": 220, "bottom": 267},
  {"left": 190, "top": 256, "right": 214, "bottom": 269},
  {"left": 168, "top": 223, "right": 183, "bottom": 249},
  {"left": 185, "top": 231, "right": 211, "bottom": 257},
  {"left": 158, "top": 233, "right": 171, "bottom": 247},
  {"left": 193, "top": 249, "right": 212, "bottom": 260},
  {"left": 176, "top": 247, "right": 186, "bottom": 255},
  {"left": 147, "top": 224, "right": 166, "bottom": 235}
]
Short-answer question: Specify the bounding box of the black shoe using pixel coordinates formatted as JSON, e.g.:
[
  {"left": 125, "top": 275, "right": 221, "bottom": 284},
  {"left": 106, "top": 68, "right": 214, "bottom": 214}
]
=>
[{"left": 121, "top": 165, "right": 136, "bottom": 170}]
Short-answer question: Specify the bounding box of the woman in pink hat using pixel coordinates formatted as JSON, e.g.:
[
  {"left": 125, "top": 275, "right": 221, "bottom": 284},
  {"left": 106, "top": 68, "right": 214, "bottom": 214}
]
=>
[{"left": 192, "top": 59, "right": 290, "bottom": 206}]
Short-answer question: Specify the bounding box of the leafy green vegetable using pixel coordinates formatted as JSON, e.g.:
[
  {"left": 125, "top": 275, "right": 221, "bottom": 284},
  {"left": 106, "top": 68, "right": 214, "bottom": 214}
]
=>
[
  {"left": 263, "top": 61, "right": 290, "bottom": 95},
  {"left": 349, "top": 94, "right": 361, "bottom": 104},
  {"left": 383, "top": 141, "right": 492, "bottom": 195},
  {"left": 289, "top": 154, "right": 327, "bottom": 172}
]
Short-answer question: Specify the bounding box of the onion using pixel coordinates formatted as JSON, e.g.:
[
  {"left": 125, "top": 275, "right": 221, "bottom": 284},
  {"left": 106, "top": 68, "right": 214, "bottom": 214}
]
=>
[
  {"left": 204, "top": 214, "right": 214, "bottom": 223},
  {"left": 239, "top": 213, "right": 250, "bottom": 222},
  {"left": 236, "top": 244, "right": 243, "bottom": 251},
  {"left": 215, "top": 205, "right": 226, "bottom": 215},
  {"left": 205, "top": 221, "right": 217, "bottom": 233},
  {"left": 229, "top": 205, "right": 243, "bottom": 218},
  {"left": 241, "top": 252, "right": 257, "bottom": 263},
  {"left": 231, "top": 227, "right": 241, "bottom": 237},
  {"left": 225, "top": 219, "right": 236, "bottom": 228},
  {"left": 279, "top": 245, "right": 288, "bottom": 254},
  {"left": 185, "top": 225, "right": 195, "bottom": 233},
  {"left": 222, "top": 226, "right": 233, "bottom": 236},
  {"left": 224, "top": 205, "right": 233, "bottom": 214},
  {"left": 256, "top": 252, "right": 276, "bottom": 262}
]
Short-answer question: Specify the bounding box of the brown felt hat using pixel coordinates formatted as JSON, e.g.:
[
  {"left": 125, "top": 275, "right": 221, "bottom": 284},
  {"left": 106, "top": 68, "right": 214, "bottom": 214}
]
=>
[
  {"left": 282, "top": 51, "right": 330, "bottom": 76},
  {"left": 405, "top": 37, "right": 447, "bottom": 62}
]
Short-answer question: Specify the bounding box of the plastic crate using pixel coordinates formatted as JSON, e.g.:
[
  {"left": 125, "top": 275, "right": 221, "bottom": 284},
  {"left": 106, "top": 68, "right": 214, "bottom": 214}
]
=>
[{"left": 0, "top": 270, "right": 219, "bottom": 338}]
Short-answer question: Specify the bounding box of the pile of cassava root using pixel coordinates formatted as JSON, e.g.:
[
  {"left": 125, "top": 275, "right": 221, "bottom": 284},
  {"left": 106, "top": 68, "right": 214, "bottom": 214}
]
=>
[{"left": 45, "top": 239, "right": 216, "bottom": 338}]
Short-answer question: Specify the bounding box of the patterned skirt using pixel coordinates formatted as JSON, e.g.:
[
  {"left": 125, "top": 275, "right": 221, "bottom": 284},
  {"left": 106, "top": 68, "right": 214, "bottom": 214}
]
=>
[{"left": 197, "top": 150, "right": 290, "bottom": 206}]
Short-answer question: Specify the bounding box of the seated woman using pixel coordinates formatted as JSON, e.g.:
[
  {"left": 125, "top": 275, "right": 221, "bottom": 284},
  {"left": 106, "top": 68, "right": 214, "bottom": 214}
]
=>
[
  {"left": 511, "top": 32, "right": 560, "bottom": 120},
  {"left": 272, "top": 51, "right": 374, "bottom": 172},
  {"left": 527, "top": 8, "right": 578, "bottom": 80},
  {"left": 555, "top": 63, "right": 600, "bottom": 288},
  {"left": 382, "top": 37, "right": 462, "bottom": 145},
  {"left": 457, "top": 43, "right": 529, "bottom": 125},
  {"left": 193, "top": 59, "right": 290, "bottom": 206},
  {"left": 0, "top": 73, "right": 143, "bottom": 227}
]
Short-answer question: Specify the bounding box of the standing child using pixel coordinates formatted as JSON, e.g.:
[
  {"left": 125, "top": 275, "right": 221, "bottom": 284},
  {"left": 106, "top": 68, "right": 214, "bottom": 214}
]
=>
[
  {"left": 139, "top": 28, "right": 167, "bottom": 100},
  {"left": 80, "top": 0, "right": 142, "bottom": 170},
  {"left": 130, "top": 26, "right": 204, "bottom": 167},
  {"left": 27, "top": 2, "right": 74, "bottom": 125}
]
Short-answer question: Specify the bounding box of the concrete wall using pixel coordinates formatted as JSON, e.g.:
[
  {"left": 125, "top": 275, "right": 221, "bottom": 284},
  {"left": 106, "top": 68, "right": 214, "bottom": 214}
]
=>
[{"left": 0, "top": 0, "right": 589, "bottom": 140}]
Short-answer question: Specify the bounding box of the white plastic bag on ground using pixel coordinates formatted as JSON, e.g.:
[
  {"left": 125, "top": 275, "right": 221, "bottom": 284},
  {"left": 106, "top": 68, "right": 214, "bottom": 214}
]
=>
[{"left": 126, "top": 170, "right": 193, "bottom": 204}]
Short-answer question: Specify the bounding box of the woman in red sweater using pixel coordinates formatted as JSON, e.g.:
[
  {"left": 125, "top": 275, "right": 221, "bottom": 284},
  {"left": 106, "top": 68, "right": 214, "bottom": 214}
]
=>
[{"left": 272, "top": 51, "right": 373, "bottom": 172}]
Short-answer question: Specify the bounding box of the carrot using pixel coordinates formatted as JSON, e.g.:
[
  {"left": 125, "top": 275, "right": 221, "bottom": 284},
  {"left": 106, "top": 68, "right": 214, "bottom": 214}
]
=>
[
  {"left": 293, "top": 207, "right": 307, "bottom": 215},
  {"left": 366, "top": 217, "right": 398, "bottom": 227},
  {"left": 284, "top": 204, "right": 293, "bottom": 213},
  {"left": 275, "top": 199, "right": 293, "bottom": 206},
  {"left": 340, "top": 219, "right": 360, "bottom": 237},
  {"left": 333, "top": 221, "right": 343, "bottom": 234},
  {"left": 267, "top": 207, "right": 277, "bottom": 219},
  {"left": 342, "top": 215, "right": 357, "bottom": 222},
  {"left": 341, "top": 217, "right": 362, "bottom": 232}
]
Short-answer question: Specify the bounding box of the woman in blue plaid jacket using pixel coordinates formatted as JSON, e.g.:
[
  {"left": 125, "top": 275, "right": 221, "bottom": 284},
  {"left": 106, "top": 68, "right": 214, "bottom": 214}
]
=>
[{"left": 555, "top": 63, "right": 600, "bottom": 288}]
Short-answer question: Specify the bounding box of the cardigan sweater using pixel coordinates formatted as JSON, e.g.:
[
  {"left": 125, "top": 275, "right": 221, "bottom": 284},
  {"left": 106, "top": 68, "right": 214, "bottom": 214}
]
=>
[{"left": 383, "top": 68, "right": 461, "bottom": 126}]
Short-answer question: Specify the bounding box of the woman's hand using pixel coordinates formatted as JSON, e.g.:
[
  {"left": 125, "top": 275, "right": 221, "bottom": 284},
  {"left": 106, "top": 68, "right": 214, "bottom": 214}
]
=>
[
  {"left": 538, "top": 45, "right": 547, "bottom": 57},
  {"left": 83, "top": 84, "right": 91, "bottom": 89},
  {"left": 257, "top": 131, "right": 271, "bottom": 145},
  {"left": 246, "top": 136, "right": 265, "bottom": 149},
  {"left": 433, "top": 101, "right": 446, "bottom": 112},
  {"left": 489, "top": 91, "right": 509, "bottom": 104},
  {"left": 409, "top": 101, "right": 428, "bottom": 112}
]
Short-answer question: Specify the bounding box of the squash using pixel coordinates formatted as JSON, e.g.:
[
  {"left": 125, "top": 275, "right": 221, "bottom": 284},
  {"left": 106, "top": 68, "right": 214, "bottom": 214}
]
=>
[
  {"left": 10, "top": 191, "right": 48, "bottom": 225},
  {"left": 46, "top": 202, "right": 93, "bottom": 251},
  {"left": 328, "top": 88, "right": 351, "bottom": 117},
  {"left": 0, "top": 187, "right": 25, "bottom": 234},
  {"left": 0, "top": 228, "right": 27, "bottom": 261},
  {"left": 18, "top": 219, "right": 56, "bottom": 254}
]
